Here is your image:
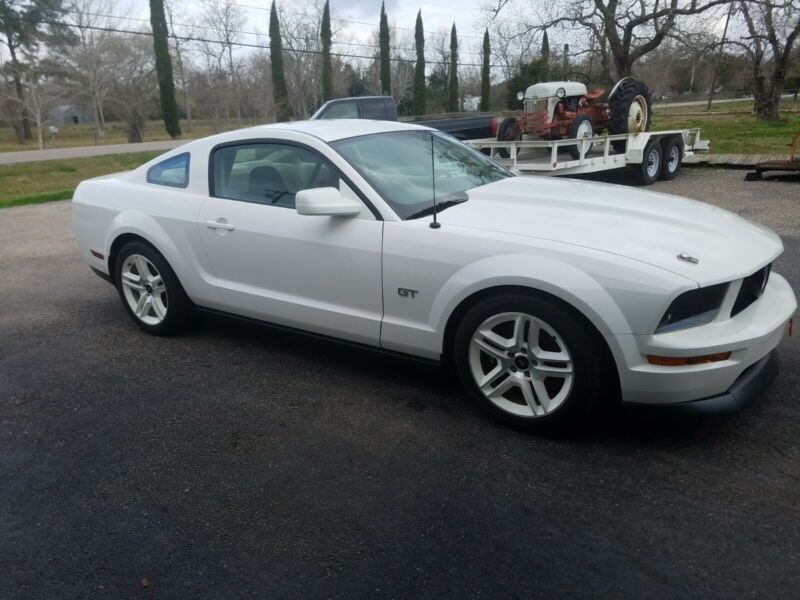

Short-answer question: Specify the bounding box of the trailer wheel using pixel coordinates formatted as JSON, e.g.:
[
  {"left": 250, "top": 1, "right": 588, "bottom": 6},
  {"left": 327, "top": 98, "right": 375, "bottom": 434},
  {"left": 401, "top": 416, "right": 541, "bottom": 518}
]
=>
[
  {"left": 659, "top": 137, "right": 683, "bottom": 180},
  {"left": 608, "top": 78, "right": 653, "bottom": 152},
  {"left": 634, "top": 140, "right": 662, "bottom": 185},
  {"left": 496, "top": 117, "right": 520, "bottom": 158}
]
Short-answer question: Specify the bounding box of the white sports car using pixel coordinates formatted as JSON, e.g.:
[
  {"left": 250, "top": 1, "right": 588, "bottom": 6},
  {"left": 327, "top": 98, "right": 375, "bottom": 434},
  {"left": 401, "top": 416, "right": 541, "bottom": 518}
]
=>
[{"left": 72, "top": 120, "right": 796, "bottom": 432}]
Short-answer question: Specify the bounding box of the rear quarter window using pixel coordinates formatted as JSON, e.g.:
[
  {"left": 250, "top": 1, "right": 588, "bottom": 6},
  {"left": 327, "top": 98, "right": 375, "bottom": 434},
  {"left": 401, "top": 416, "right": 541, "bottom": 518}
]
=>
[{"left": 147, "top": 153, "right": 190, "bottom": 188}]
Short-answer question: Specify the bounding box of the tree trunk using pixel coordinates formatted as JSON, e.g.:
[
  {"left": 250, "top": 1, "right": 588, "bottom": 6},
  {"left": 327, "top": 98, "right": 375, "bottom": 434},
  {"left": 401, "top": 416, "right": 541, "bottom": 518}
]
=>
[
  {"left": 6, "top": 37, "right": 31, "bottom": 143},
  {"left": 754, "top": 69, "right": 784, "bottom": 121}
]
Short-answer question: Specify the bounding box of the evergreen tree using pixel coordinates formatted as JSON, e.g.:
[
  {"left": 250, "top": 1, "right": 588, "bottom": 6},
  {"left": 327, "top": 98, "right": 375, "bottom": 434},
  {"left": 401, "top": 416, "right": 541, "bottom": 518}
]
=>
[
  {"left": 378, "top": 2, "right": 391, "bottom": 95},
  {"left": 321, "top": 0, "right": 332, "bottom": 101},
  {"left": 447, "top": 23, "right": 459, "bottom": 112},
  {"left": 480, "top": 29, "right": 490, "bottom": 112},
  {"left": 269, "top": 1, "right": 292, "bottom": 121},
  {"left": 149, "top": 0, "right": 181, "bottom": 139},
  {"left": 413, "top": 10, "right": 425, "bottom": 115},
  {"left": 540, "top": 29, "right": 550, "bottom": 80}
]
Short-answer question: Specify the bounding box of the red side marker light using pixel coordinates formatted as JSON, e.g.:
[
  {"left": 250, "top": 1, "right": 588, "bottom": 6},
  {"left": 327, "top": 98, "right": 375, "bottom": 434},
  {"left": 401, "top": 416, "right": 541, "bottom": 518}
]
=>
[{"left": 90, "top": 249, "right": 104, "bottom": 260}]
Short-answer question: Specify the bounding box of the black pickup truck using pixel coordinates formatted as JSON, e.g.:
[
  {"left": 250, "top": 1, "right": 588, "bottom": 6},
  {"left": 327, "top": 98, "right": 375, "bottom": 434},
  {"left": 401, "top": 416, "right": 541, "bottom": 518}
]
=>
[{"left": 310, "top": 96, "right": 497, "bottom": 141}]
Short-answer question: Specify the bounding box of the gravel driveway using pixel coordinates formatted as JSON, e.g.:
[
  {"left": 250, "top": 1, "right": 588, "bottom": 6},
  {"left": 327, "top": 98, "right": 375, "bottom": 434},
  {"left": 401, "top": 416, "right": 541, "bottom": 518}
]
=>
[{"left": 1, "top": 168, "right": 798, "bottom": 598}]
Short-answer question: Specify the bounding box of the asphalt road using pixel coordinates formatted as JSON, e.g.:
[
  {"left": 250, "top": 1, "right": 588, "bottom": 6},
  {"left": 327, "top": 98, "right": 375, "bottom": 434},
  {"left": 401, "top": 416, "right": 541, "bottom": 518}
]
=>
[{"left": 1, "top": 169, "right": 799, "bottom": 598}]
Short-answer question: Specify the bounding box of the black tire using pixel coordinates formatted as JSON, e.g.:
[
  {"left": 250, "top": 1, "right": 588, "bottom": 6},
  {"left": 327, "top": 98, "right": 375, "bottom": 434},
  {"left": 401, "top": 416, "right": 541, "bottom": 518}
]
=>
[
  {"left": 565, "top": 114, "right": 594, "bottom": 160},
  {"left": 496, "top": 117, "right": 520, "bottom": 158},
  {"left": 633, "top": 140, "right": 662, "bottom": 186},
  {"left": 608, "top": 78, "right": 653, "bottom": 153},
  {"left": 114, "top": 240, "right": 193, "bottom": 335},
  {"left": 659, "top": 137, "right": 683, "bottom": 180},
  {"left": 453, "top": 292, "right": 610, "bottom": 434}
]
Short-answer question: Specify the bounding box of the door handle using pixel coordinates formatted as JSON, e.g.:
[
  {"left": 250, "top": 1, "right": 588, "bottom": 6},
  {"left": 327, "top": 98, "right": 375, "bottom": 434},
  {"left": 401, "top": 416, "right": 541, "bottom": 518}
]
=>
[{"left": 205, "top": 219, "right": 235, "bottom": 231}]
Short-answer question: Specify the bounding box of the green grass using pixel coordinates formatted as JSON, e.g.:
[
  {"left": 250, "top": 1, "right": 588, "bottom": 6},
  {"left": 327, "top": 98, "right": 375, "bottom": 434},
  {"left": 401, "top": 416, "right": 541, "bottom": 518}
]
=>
[
  {"left": 654, "top": 110, "right": 800, "bottom": 154},
  {"left": 0, "top": 151, "right": 160, "bottom": 209}
]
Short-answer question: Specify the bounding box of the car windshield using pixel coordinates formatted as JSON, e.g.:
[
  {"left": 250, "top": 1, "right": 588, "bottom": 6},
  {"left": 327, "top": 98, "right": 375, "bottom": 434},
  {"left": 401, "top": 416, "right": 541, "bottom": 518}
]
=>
[{"left": 331, "top": 130, "right": 512, "bottom": 220}]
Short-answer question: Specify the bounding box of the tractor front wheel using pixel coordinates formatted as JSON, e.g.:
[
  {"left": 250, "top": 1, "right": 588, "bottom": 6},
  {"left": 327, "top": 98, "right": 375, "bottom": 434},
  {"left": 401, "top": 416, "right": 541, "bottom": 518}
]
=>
[{"left": 496, "top": 117, "right": 521, "bottom": 158}]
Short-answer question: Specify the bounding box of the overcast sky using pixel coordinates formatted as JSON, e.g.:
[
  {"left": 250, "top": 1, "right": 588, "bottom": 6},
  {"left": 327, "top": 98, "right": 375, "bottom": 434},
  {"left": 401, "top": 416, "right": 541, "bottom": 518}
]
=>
[{"left": 124, "top": 0, "right": 491, "bottom": 60}]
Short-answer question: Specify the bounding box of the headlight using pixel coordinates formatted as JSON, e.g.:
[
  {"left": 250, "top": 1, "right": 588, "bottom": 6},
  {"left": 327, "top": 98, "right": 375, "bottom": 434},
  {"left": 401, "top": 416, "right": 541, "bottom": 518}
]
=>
[{"left": 656, "top": 283, "right": 728, "bottom": 333}]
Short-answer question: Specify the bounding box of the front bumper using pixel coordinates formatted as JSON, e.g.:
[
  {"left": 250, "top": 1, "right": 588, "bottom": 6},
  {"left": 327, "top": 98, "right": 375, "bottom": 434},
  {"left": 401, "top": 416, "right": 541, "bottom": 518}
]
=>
[
  {"left": 623, "top": 350, "right": 779, "bottom": 415},
  {"left": 613, "top": 272, "right": 796, "bottom": 407}
]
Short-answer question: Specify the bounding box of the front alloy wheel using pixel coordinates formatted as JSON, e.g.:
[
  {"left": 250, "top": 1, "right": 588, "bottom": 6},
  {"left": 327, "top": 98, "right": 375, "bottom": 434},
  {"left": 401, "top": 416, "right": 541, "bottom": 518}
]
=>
[
  {"left": 468, "top": 312, "right": 574, "bottom": 417},
  {"left": 454, "top": 293, "right": 610, "bottom": 432}
]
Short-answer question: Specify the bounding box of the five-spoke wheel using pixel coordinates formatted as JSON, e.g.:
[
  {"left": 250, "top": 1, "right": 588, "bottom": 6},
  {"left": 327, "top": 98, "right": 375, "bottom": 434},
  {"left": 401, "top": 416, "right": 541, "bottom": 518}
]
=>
[
  {"left": 468, "top": 312, "right": 574, "bottom": 418},
  {"left": 115, "top": 241, "right": 192, "bottom": 335},
  {"left": 454, "top": 293, "right": 609, "bottom": 432}
]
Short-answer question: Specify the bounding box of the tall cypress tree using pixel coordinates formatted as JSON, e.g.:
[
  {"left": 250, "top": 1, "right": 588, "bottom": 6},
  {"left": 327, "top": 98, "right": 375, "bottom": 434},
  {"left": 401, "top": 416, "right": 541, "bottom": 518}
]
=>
[
  {"left": 321, "top": 0, "right": 332, "bottom": 102},
  {"left": 540, "top": 29, "right": 550, "bottom": 80},
  {"left": 269, "top": 1, "right": 292, "bottom": 121},
  {"left": 447, "top": 23, "right": 458, "bottom": 112},
  {"left": 413, "top": 10, "right": 425, "bottom": 115},
  {"left": 480, "top": 29, "right": 490, "bottom": 112},
  {"left": 149, "top": 0, "right": 181, "bottom": 138},
  {"left": 379, "top": 2, "right": 391, "bottom": 95}
]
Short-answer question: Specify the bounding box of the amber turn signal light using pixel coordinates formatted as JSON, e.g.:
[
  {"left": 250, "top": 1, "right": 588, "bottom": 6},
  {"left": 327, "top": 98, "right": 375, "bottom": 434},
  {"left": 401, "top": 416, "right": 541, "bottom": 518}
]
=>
[{"left": 647, "top": 352, "right": 732, "bottom": 366}]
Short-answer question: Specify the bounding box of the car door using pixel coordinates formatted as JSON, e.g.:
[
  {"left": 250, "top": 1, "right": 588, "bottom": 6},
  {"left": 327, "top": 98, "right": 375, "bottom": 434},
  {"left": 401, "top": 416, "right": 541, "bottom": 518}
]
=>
[{"left": 197, "top": 141, "right": 383, "bottom": 346}]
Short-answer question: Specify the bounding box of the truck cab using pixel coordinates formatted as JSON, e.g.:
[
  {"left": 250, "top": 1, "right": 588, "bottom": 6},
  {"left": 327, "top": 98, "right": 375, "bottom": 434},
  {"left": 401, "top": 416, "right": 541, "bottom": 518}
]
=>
[{"left": 311, "top": 96, "right": 398, "bottom": 121}]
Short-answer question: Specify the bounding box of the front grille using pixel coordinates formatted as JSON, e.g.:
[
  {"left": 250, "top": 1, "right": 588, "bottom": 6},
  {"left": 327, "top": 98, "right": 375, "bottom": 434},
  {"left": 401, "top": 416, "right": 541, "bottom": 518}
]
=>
[
  {"left": 731, "top": 263, "right": 771, "bottom": 317},
  {"left": 524, "top": 98, "right": 548, "bottom": 114}
]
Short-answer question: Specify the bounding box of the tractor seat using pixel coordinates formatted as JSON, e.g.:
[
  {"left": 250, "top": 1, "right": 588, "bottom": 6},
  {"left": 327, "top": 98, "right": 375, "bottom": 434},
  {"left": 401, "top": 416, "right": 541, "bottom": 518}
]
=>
[{"left": 585, "top": 88, "right": 605, "bottom": 100}]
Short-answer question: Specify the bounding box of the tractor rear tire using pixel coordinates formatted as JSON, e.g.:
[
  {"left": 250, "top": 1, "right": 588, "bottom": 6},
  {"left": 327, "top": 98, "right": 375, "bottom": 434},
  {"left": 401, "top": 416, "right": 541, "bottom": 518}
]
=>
[
  {"left": 496, "top": 117, "right": 520, "bottom": 158},
  {"left": 608, "top": 79, "right": 653, "bottom": 153}
]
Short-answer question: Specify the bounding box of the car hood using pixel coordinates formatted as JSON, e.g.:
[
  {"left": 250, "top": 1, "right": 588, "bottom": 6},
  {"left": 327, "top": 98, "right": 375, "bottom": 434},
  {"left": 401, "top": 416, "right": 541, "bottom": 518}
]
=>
[{"left": 439, "top": 176, "right": 782, "bottom": 285}]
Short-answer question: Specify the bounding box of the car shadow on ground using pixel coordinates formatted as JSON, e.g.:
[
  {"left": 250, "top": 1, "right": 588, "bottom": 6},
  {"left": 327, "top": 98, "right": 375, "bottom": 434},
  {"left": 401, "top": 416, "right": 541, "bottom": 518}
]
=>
[{"left": 191, "top": 309, "right": 749, "bottom": 448}]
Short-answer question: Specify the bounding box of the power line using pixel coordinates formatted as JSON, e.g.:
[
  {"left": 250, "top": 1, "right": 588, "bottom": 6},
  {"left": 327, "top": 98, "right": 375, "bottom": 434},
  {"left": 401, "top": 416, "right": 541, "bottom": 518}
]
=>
[
  {"left": 233, "top": 1, "right": 487, "bottom": 40},
  {"left": 48, "top": 19, "right": 503, "bottom": 68},
  {"left": 61, "top": 8, "right": 489, "bottom": 57}
]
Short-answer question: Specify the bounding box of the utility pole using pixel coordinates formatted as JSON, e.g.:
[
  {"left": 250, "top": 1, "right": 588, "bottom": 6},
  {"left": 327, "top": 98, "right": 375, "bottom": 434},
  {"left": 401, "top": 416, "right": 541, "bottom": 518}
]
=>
[
  {"left": 706, "top": 2, "right": 735, "bottom": 110},
  {"left": 562, "top": 43, "right": 569, "bottom": 77}
]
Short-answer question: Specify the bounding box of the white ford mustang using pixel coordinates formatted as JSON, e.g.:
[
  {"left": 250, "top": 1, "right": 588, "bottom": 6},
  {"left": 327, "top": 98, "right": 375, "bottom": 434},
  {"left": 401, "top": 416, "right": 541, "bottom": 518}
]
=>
[{"left": 72, "top": 120, "right": 796, "bottom": 432}]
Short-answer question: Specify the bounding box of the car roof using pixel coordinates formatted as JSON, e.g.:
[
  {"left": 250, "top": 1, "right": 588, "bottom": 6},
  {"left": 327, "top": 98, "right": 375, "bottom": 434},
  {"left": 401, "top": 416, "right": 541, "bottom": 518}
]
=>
[{"left": 231, "top": 119, "right": 431, "bottom": 143}]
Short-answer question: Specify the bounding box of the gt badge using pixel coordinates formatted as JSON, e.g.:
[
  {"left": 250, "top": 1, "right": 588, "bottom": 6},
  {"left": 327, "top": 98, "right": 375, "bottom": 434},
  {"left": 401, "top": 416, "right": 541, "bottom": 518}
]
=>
[{"left": 398, "top": 287, "right": 418, "bottom": 298}]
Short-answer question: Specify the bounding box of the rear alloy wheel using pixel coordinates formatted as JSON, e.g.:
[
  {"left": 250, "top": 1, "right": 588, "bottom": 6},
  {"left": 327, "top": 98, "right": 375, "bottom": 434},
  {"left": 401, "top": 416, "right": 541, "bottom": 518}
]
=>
[
  {"left": 660, "top": 138, "right": 683, "bottom": 180},
  {"left": 565, "top": 114, "right": 594, "bottom": 160},
  {"left": 115, "top": 241, "right": 193, "bottom": 335},
  {"left": 454, "top": 293, "right": 609, "bottom": 433},
  {"left": 634, "top": 140, "right": 662, "bottom": 186}
]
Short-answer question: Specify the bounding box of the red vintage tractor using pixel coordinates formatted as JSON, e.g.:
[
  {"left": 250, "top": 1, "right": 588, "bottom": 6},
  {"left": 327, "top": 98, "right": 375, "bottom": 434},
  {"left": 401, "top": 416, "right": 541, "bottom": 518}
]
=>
[{"left": 496, "top": 75, "right": 654, "bottom": 159}]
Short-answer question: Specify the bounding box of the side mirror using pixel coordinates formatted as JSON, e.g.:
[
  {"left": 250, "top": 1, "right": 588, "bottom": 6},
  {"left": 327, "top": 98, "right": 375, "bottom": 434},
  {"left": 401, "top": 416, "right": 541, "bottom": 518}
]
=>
[
  {"left": 295, "top": 187, "right": 362, "bottom": 217},
  {"left": 516, "top": 91, "right": 524, "bottom": 102}
]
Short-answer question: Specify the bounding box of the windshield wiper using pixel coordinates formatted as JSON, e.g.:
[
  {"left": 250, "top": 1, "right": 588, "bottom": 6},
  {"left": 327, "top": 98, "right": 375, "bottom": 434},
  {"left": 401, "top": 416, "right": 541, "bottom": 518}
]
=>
[{"left": 406, "top": 195, "right": 468, "bottom": 220}]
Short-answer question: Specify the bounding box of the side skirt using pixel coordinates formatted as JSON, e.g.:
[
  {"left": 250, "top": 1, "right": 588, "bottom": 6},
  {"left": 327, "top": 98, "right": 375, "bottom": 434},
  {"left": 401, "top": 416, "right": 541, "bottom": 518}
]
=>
[{"left": 195, "top": 306, "right": 441, "bottom": 367}]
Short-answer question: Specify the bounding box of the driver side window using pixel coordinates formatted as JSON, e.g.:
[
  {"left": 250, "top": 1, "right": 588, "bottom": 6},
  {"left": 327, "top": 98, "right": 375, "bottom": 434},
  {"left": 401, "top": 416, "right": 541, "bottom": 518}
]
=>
[{"left": 210, "top": 143, "right": 340, "bottom": 209}]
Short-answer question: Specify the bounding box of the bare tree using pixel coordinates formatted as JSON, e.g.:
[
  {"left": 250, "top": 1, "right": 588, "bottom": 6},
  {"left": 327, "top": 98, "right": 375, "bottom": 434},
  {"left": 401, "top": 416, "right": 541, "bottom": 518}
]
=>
[
  {"left": 53, "top": 0, "right": 121, "bottom": 142},
  {"left": 106, "top": 33, "right": 157, "bottom": 142},
  {"left": 735, "top": 0, "right": 800, "bottom": 119},
  {"left": 484, "top": 0, "right": 734, "bottom": 81},
  {"left": 200, "top": 0, "right": 245, "bottom": 127},
  {"left": 279, "top": 0, "right": 324, "bottom": 118}
]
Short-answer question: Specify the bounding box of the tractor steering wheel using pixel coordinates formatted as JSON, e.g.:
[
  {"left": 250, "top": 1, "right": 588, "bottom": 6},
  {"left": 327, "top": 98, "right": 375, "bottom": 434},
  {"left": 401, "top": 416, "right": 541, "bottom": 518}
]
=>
[{"left": 564, "top": 71, "right": 591, "bottom": 86}]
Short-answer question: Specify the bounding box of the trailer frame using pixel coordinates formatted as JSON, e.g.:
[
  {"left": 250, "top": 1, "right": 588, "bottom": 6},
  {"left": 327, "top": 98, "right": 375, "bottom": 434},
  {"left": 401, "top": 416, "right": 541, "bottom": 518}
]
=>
[{"left": 467, "top": 128, "right": 709, "bottom": 178}]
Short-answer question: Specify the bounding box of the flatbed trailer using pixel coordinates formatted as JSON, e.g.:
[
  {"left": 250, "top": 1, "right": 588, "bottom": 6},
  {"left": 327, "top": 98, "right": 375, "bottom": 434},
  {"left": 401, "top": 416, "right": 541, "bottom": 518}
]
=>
[{"left": 467, "top": 128, "right": 709, "bottom": 184}]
